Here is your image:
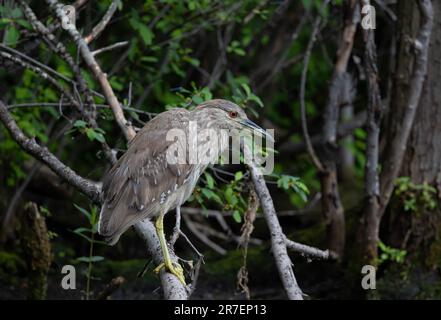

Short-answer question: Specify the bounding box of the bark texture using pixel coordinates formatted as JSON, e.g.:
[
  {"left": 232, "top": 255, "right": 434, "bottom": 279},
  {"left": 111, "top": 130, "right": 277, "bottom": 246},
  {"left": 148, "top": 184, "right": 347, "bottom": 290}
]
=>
[{"left": 18, "top": 202, "right": 52, "bottom": 300}]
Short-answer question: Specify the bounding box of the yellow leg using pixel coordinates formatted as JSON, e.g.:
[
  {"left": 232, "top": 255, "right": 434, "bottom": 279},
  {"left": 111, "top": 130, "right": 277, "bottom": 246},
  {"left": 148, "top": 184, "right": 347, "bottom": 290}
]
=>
[{"left": 153, "top": 211, "right": 186, "bottom": 285}]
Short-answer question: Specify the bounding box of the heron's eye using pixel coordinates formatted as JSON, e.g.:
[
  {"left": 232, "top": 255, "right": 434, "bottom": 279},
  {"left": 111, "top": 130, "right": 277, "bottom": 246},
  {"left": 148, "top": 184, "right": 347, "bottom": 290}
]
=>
[{"left": 229, "top": 111, "right": 238, "bottom": 118}]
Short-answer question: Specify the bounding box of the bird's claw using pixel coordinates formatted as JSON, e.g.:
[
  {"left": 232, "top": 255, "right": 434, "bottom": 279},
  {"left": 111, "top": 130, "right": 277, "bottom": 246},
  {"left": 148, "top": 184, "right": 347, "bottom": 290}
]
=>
[{"left": 154, "top": 261, "right": 186, "bottom": 285}]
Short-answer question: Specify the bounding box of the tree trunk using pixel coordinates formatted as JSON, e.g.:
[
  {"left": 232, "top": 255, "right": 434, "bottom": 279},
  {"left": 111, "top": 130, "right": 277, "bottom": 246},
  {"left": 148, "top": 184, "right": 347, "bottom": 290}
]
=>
[
  {"left": 386, "top": 0, "right": 441, "bottom": 263},
  {"left": 357, "top": 0, "right": 433, "bottom": 265},
  {"left": 19, "top": 202, "right": 52, "bottom": 300}
]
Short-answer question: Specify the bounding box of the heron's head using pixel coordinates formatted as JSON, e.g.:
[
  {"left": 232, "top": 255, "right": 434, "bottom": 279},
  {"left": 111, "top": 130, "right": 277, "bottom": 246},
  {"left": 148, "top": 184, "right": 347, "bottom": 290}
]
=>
[{"left": 194, "top": 99, "right": 273, "bottom": 141}]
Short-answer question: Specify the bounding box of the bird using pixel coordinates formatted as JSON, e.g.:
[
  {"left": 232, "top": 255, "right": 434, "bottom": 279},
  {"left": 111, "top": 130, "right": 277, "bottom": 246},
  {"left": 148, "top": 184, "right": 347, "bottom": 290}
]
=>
[{"left": 98, "top": 99, "right": 271, "bottom": 284}]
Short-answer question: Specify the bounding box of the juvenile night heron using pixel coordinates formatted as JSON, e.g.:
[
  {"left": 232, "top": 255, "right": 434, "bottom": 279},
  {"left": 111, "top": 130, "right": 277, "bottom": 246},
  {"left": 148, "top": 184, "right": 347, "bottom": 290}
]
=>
[{"left": 98, "top": 99, "right": 270, "bottom": 284}]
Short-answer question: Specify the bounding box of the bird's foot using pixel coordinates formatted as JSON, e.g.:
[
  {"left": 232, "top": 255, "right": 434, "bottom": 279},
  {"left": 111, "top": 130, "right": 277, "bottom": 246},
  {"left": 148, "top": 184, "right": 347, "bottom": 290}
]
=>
[{"left": 153, "top": 261, "right": 186, "bottom": 285}]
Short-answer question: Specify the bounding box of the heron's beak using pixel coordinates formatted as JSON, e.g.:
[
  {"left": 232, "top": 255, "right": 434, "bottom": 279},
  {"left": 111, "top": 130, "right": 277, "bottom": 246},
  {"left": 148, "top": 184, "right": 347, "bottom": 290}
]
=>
[{"left": 240, "top": 119, "right": 274, "bottom": 142}]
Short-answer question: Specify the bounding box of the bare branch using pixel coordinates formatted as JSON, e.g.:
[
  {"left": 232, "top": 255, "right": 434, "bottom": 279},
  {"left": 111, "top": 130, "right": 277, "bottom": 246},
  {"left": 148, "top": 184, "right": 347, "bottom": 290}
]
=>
[
  {"left": 299, "top": 0, "right": 329, "bottom": 172},
  {"left": 358, "top": 0, "right": 383, "bottom": 261},
  {"left": 183, "top": 215, "right": 227, "bottom": 255},
  {"left": 92, "top": 41, "right": 129, "bottom": 56},
  {"left": 0, "top": 100, "right": 101, "bottom": 202},
  {"left": 46, "top": 0, "right": 136, "bottom": 141},
  {"left": 285, "top": 238, "right": 330, "bottom": 260},
  {"left": 0, "top": 100, "right": 190, "bottom": 298},
  {"left": 96, "top": 276, "right": 125, "bottom": 300},
  {"left": 84, "top": 1, "right": 118, "bottom": 44},
  {"left": 244, "top": 145, "right": 303, "bottom": 300}
]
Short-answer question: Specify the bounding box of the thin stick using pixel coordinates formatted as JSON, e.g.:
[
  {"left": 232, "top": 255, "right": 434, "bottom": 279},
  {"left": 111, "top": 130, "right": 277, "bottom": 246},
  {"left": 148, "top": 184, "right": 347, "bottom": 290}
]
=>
[
  {"left": 299, "top": 0, "right": 330, "bottom": 172},
  {"left": 84, "top": 1, "right": 118, "bottom": 44},
  {"left": 92, "top": 41, "right": 129, "bottom": 56}
]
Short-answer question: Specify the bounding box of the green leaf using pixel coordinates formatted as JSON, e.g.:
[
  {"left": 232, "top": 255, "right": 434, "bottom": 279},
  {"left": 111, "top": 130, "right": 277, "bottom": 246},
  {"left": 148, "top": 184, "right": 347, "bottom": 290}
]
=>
[
  {"left": 233, "top": 210, "right": 242, "bottom": 223},
  {"left": 130, "top": 18, "right": 154, "bottom": 45},
  {"left": 192, "top": 95, "right": 204, "bottom": 105},
  {"left": 248, "top": 93, "right": 264, "bottom": 107},
  {"left": 74, "top": 120, "right": 87, "bottom": 128},
  {"left": 77, "top": 256, "right": 104, "bottom": 263},
  {"left": 74, "top": 204, "right": 91, "bottom": 220},
  {"left": 73, "top": 227, "right": 90, "bottom": 235},
  {"left": 85, "top": 128, "right": 96, "bottom": 141},
  {"left": 5, "top": 26, "right": 19, "bottom": 46},
  {"left": 94, "top": 132, "right": 106, "bottom": 143},
  {"left": 241, "top": 83, "right": 252, "bottom": 97},
  {"left": 234, "top": 48, "right": 246, "bottom": 56},
  {"left": 225, "top": 187, "right": 234, "bottom": 204},
  {"left": 205, "top": 172, "right": 215, "bottom": 189}
]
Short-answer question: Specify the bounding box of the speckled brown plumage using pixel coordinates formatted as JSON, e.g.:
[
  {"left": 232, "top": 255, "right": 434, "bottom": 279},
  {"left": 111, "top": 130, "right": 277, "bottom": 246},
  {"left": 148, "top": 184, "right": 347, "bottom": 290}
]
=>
[{"left": 98, "top": 99, "right": 252, "bottom": 245}]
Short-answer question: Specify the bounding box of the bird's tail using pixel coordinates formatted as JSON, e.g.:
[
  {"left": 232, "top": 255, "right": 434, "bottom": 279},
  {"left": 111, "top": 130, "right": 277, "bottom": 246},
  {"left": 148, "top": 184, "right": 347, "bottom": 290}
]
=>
[
  {"left": 98, "top": 204, "right": 121, "bottom": 246},
  {"left": 98, "top": 199, "right": 148, "bottom": 245}
]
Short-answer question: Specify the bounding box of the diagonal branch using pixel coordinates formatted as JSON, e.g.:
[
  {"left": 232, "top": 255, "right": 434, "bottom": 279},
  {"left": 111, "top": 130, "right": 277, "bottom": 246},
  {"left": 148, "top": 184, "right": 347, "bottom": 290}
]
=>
[
  {"left": 46, "top": 0, "right": 136, "bottom": 141},
  {"left": 0, "top": 98, "right": 188, "bottom": 299},
  {"left": 0, "top": 100, "right": 101, "bottom": 202},
  {"left": 243, "top": 145, "right": 303, "bottom": 300},
  {"left": 84, "top": 0, "right": 118, "bottom": 44}
]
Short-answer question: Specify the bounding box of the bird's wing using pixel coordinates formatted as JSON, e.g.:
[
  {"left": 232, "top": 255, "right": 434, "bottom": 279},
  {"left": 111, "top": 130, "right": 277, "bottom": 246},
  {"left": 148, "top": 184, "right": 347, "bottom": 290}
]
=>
[{"left": 99, "top": 109, "right": 196, "bottom": 245}]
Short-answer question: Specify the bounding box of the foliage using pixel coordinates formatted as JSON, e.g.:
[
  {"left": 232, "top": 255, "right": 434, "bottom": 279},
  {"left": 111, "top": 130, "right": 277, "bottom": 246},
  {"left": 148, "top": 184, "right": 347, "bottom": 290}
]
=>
[
  {"left": 395, "top": 177, "right": 438, "bottom": 214},
  {"left": 73, "top": 204, "right": 105, "bottom": 300},
  {"left": 0, "top": 0, "right": 407, "bottom": 299},
  {"left": 378, "top": 240, "right": 407, "bottom": 266}
]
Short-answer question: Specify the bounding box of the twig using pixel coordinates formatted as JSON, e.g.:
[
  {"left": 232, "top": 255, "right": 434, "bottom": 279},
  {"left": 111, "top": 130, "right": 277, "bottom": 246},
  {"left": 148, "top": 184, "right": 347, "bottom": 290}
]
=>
[
  {"left": 84, "top": 0, "right": 118, "bottom": 44},
  {"left": 285, "top": 238, "right": 330, "bottom": 260},
  {"left": 178, "top": 230, "right": 204, "bottom": 260},
  {"left": 47, "top": 0, "right": 136, "bottom": 141},
  {"left": 2, "top": 163, "right": 40, "bottom": 229},
  {"left": 299, "top": 0, "right": 330, "bottom": 172},
  {"left": 6, "top": 102, "right": 156, "bottom": 118},
  {"left": 1, "top": 47, "right": 116, "bottom": 164},
  {"left": 92, "top": 41, "right": 129, "bottom": 56},
  {"left": 179, "top": 207, "right": 262, "bottom": 245},
  {"left": 96, "top": 276, "right": 125, "bottom": 300},
  {"left": 170, "top": 206, "right": 181, "bottom": 246},
  {"left": 0, "top": 51, "right": 80, "bottom": 109},
  {"left": 183, "top": 215, "right": 227, "bottom": 255},
  {"left": 373, "top": 0, "right": 397, "bottom": 22},
  {"left": 0, "top": 44, "right": 104, "bottom": 100},
  {"left": 18, "top": 0, "right": 98, "bottom": 116},
  {"left": 0, "top": 99, "right": 101, "bottom": 202}
]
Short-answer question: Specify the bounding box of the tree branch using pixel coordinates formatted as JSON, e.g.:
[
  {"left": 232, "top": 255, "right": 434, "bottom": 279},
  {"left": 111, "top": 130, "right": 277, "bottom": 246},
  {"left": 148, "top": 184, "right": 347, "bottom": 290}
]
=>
[
  {"left": 298, "top": 0, "right": 329, "bottom": 172},
  {"left": 46, "top": 0, "right": 136, "bottom": 141},
  {"left": 0, "top": 98, "right": 189, "bottom": 299},
  {"left": 285, "top": 238, "right": 330, "bottom": 260},
  {"left": 0, "top": 99, "right": 101, "bottom": 202},
  {"left": 84, "top": 0, "right": 118, "bottom": 44},
  {"left": 244, "top": 145, "right": 303, "bottom": 300},
  {"left": 134, "top": 221, "right": 189, "bottom": 300},
  {"left": 358, "top": 0, "right": 383, "bottom": 262}
]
